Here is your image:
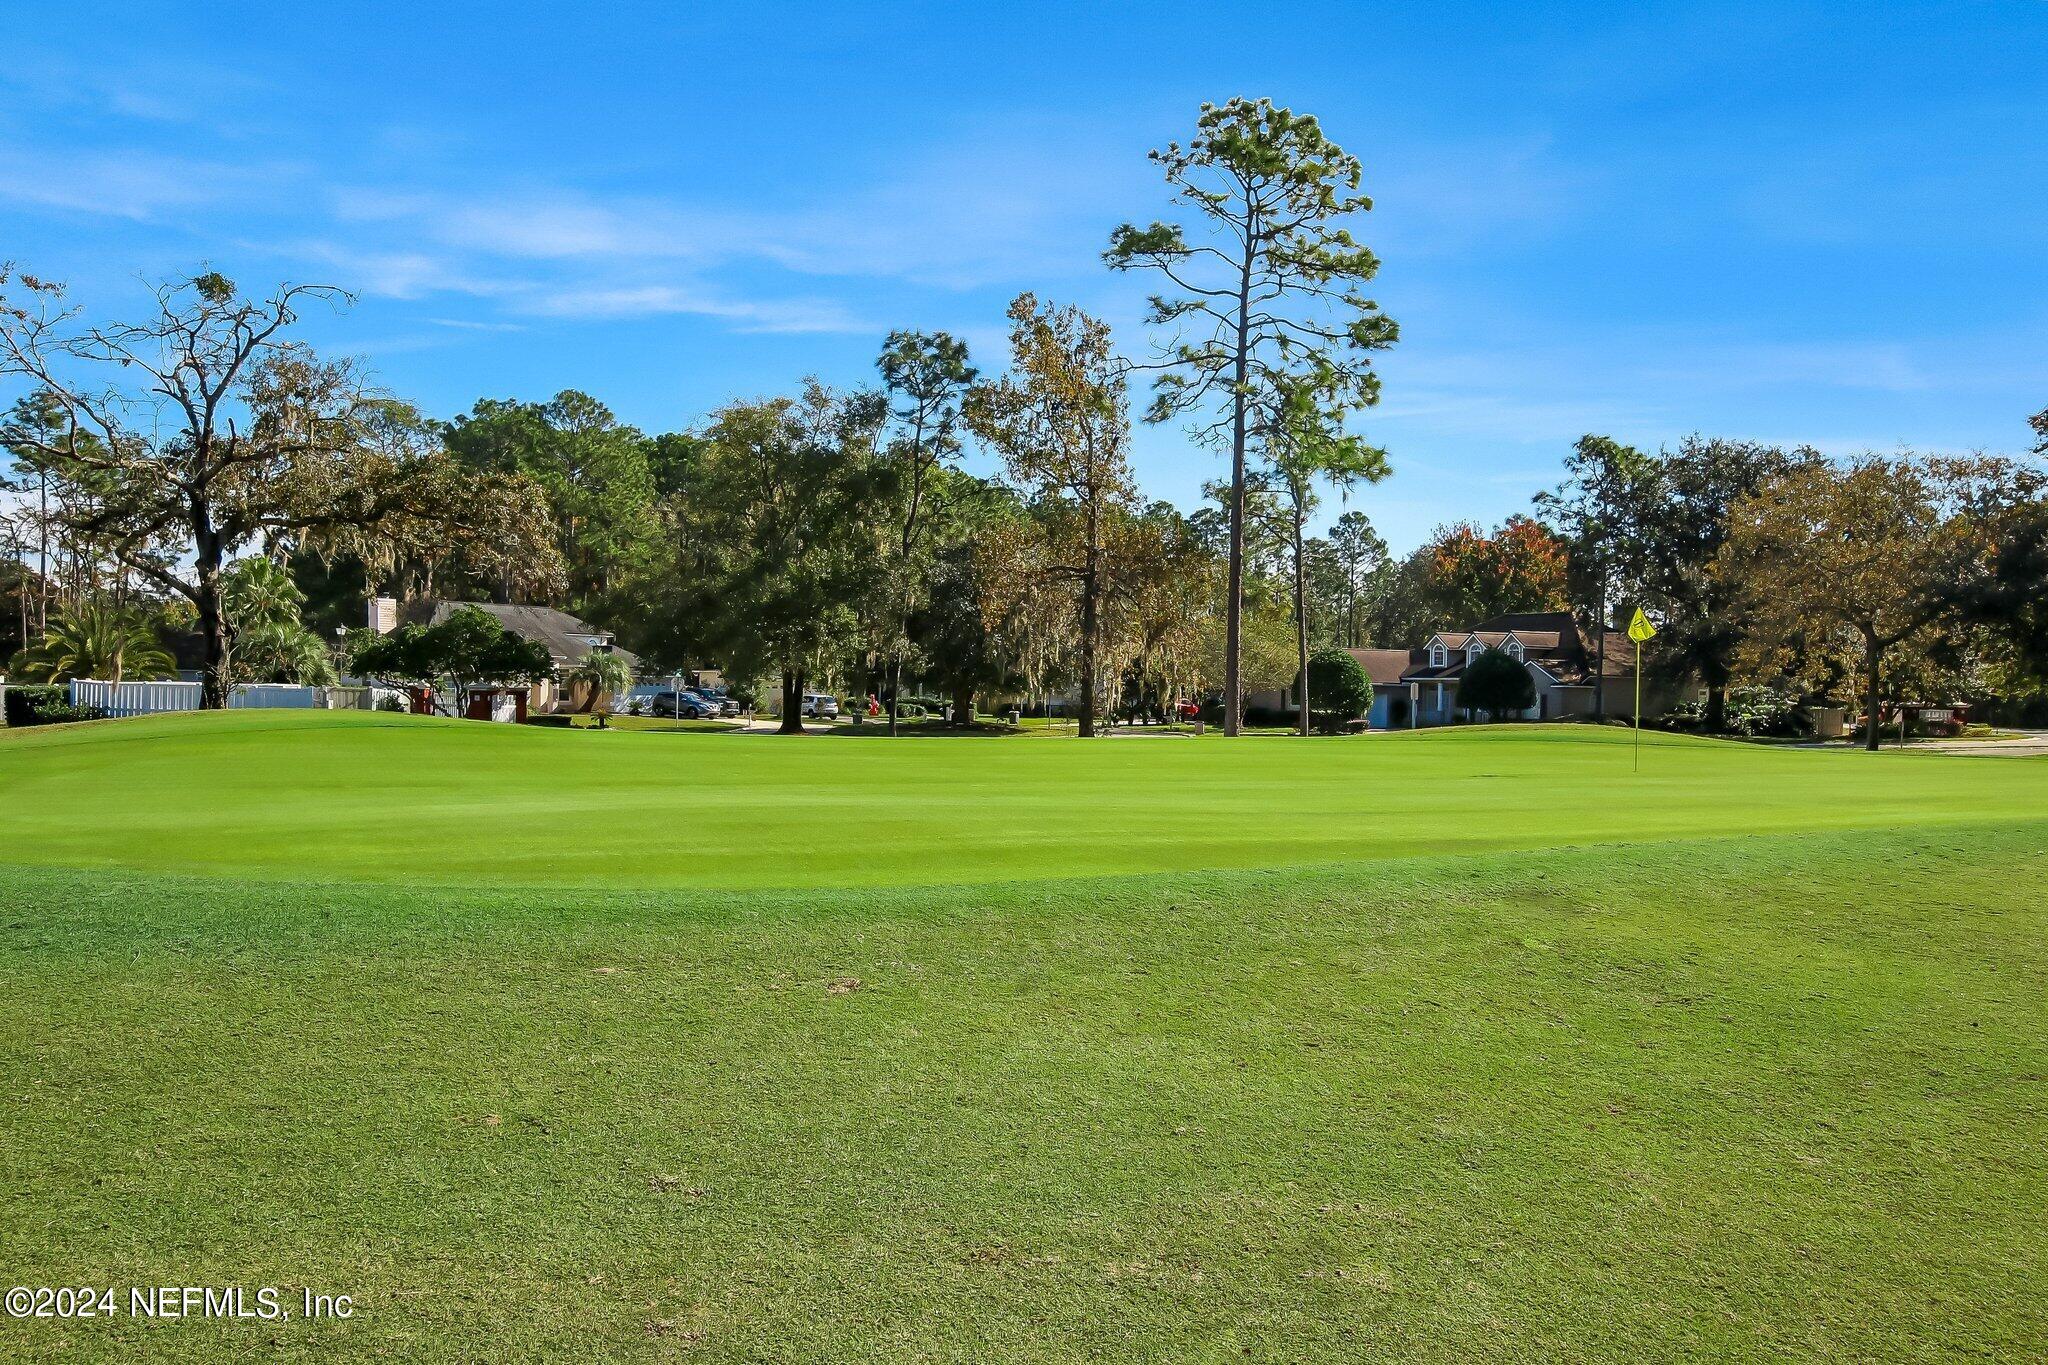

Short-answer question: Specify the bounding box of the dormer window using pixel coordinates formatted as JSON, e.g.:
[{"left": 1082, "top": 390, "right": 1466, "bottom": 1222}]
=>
[
  {"left": 1429, "top": 643, "right": 1446, "bottom": 668},
  {"left": 1506, "top": 640, "right": 1523, "bottom": 662},
  {"left": 1467, "top": 642, "right": 1483, "bottom": 663}
]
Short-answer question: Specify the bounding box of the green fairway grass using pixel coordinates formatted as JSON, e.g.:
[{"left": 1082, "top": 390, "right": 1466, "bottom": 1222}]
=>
[
  {"left": 4, "top": 709, "right": 2045, "bottom": 890},
  {"left": 3, "top": 713, "right": 2045, "bottom": 1361}
]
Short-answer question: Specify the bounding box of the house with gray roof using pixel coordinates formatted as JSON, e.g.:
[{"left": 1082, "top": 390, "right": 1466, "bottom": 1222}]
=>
[
  {"left": 1397, "top": 611, "right": 1636, "bottom": 726},
  {"left": 1254, "top": 611, "right": 1641, "bottom": 728},
  {"left": 368, "top": 597, "right": 640, "bottom": 713}
]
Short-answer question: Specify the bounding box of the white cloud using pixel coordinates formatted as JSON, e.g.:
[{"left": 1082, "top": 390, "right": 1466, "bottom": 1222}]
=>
[
  {"left": 1375, "top": 386, "right": 1666, "bottom": 443},
  {"left": 0, "top": 147, "right": 294, "bottom": 221},
  {"left": 425, "top": 317, "right": 526, "bottom": 333},
  {"left": 515, "top": 283, "right": 867, "bottom": 334},
  {"left": 1640, "top": 336, "right": 2048, "bottom": 396},
  {"left": 318, "top": 116, "right": 1143, "bottom": 290},
  {"left": 331, "top": 187, "right": 701, "bottom": 261},
  {"left": 255, "top": 239, "right": 514, "bottom": 301},
  {"left": 0, "top": 54, "right": 275, "bottom": 133},
  {"left": 0, "top": 108, "right": 1151, "bottom": 351}
]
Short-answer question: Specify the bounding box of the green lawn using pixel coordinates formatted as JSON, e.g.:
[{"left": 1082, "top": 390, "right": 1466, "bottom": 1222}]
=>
[
  {"left": 5, "top": 709, "right": 2046, "bottom": 890},
  {"left": 2, "top": 712, "right": 2045, "bottom": 1360}
]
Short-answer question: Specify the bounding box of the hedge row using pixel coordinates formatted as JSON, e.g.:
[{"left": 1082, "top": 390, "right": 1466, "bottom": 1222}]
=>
[{"left": 2, "top": 684, "right": 106, "bottom": 727}]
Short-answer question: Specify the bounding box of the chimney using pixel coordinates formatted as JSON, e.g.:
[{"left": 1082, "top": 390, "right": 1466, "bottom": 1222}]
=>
[{"left": 368, "top": 596, "right": 398, "bottom": 635}]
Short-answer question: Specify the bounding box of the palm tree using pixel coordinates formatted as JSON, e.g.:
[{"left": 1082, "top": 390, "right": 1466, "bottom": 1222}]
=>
[
  {"left": 236, "top": 620, "right": 339, "bottom": 686},
  {"left": 220, "top": 556, "right": 340, "bottom": 686},
  {"left": 571, "top": 650, "right": 633, "bottom": 728},
  {"left": 8, "top": 601, "right": 177, "bottom": 685},
  {"left": 222, "top": 557, "right": 306, "bottom": 631}
]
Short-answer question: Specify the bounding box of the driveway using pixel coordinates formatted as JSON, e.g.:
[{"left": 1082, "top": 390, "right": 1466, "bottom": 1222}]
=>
[
  {"left": 1904, "top": 730, "right": 2048, "bottom": 756},
  {"left": 736, "top": 716, "right": 838, "bottom": 734}
]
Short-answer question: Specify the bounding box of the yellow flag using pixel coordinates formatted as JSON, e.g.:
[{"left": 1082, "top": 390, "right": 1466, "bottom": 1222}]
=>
[{"left": 1627, "top": 607, "right": 1658, "bottom": 643}]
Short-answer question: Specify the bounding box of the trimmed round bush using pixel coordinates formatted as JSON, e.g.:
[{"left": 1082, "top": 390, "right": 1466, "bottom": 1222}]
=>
[
  {"left": 1460, "top": 649, "right": 1536, "bottom": 721},
  {"left": 1304, "top": 647, "right": 1374, "bottom": 733}
]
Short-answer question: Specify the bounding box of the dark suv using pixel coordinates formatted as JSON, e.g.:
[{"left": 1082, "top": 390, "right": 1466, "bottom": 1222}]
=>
[{"left": 650, "top": 690, "right": 720, "bottom": 720}]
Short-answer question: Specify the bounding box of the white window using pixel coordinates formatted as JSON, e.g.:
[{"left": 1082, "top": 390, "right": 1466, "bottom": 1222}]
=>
[
  {"left": 1506, "top": 639, "right": 1523, "bottom": 661},
  {"left": 1429, "top": 643, "right": 1446, "bottom": 668},
  {"left": 1467, "top": 642, "right": 1483, "bottom": 663}
]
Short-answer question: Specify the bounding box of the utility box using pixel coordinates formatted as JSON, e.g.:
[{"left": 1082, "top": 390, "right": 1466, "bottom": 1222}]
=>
[{"left": 1808, "top": 706, "right": 1846, "bottom": 739}]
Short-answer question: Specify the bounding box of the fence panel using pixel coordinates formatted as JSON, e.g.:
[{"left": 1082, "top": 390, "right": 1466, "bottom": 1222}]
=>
[
  {"left": 66, "top": 680, "right": 417, "bottom": 717},
  {"left": 229, "top": 684, "right": 321, "bottom": 709},
  {"left": 70, "top": 679, "right": 204, "bottom": 717}
]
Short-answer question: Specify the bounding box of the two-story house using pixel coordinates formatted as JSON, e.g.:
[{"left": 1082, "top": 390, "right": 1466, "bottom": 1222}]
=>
[{"left": 1395, "top": 611, "right": 1637, "bottom": 726}]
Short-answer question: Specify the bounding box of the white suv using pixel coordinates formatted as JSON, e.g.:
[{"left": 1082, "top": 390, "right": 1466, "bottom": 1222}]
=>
[{"left": 801, "top": 693, "right": 840, "bottom": 720}]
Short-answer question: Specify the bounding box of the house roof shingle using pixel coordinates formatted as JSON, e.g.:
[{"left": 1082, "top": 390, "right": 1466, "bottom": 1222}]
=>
[
  {"left": 1474, "top": 611, "right": 1581, "bottom": 638},
  {"left": 1400, "top": 610, "right": 1632, "bottom": 687},
  {"left": 1346, "top": 648, "right": 1425, "bottom": 686},
  {"left": 413, "top": 600, "right": 641, "bottom": 673}
]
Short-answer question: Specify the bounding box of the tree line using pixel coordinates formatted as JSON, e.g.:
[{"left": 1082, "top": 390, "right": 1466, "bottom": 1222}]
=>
[{"left": 5, "top": 99, "right": 2045, "bottom": 742}]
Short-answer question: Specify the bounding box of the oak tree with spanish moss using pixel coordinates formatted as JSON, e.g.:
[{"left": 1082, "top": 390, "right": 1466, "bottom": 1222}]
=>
[{"left": 0, "top": 269, "right": 554, "bottom": 708}]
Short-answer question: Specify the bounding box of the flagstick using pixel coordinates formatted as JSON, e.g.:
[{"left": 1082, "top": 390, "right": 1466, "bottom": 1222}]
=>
[
  {"left": 1634, "top": 636, "right": 1642, "bottom": 772},
  {"left": 1625, "top": 608, "right": 1655, "bottom": 771}
]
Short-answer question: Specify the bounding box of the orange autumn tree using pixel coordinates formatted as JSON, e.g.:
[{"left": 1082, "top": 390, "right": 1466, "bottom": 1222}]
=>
[{"left": 1417, "top": 516, "right": 1570, "bottom": 632}]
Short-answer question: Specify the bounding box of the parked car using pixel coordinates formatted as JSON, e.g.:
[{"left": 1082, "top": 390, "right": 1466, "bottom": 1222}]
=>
[
  {"left": 801, "top": 692, "right": 840, "bottom": 719},
  {"left": 651, "top": 690, "right": 720, "bottom": 720},
  {"left": 699, "top": 690, "right": 743, "bottom": 717}
]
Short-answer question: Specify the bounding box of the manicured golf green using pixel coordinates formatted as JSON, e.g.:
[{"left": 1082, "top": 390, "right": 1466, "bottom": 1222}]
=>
[
  {"left": 4, "top": 709, "right": 2046, "bottom": 889},
  {"left": 3, "top": 713, "right": 2045, "bottom": 1361}
]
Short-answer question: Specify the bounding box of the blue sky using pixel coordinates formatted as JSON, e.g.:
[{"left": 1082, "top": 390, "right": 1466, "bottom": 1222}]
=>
[{"left": 4, "top": 2, "right": 2044, "bottom": 552}]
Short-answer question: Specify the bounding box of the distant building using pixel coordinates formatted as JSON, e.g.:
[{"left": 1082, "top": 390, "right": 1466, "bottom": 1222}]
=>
[
  {"left": 1346, "top": 647, "right": 1430, "bottom": 729},
  {"left": 1397, "top": 611, "right": 1639, "bottom": 725},
  {"left": 1250, "top": 611, "right": 1641, "bottom": 727},
  {"left": 367, "top": 597, "right": 640, "bottom": 714}
]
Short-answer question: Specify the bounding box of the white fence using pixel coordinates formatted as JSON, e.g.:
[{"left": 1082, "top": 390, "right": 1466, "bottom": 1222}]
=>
[
  {"left": 67, "top": 680, "right": 399, "bottom": 718},
  {"left": 70, "top": 679, "right": 201, "bottom": 717}
]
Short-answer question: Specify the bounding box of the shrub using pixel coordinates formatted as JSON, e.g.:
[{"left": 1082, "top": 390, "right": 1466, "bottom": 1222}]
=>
[
  {"left": 1658, "top": 702, "right": 1702, "bottom": 733},
  {"left": 1460, "top": 649, "right": 1536, "bottom": 720},
  {"left": 1729, "top": 686, "right": 1811, "bottom": 737},
  {"left": 3, "top": 684, "right": 106, "bottom": 727},
  {"left": 1660, "top": 685, "right": 1812, "bottom": 738},
  {"left": 1303, "top": 647, "right": 1374, "bottom": 733}
]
